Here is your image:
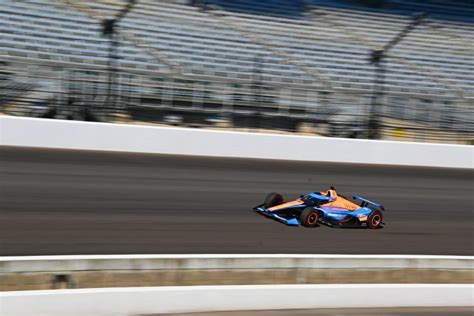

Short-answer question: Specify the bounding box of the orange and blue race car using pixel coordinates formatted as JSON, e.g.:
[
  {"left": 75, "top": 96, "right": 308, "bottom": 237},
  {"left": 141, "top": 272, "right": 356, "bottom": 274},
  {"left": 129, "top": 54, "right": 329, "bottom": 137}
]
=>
[{"left": 254, "top": 187, "right": 385, "bottom": 228}]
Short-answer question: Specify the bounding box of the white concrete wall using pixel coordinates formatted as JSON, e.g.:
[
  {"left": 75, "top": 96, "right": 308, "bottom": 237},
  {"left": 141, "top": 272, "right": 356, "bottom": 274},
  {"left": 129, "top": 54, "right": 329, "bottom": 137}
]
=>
[
  {"left": 1, "top": 116, "right": 472, "bottom": 168},
  {"left": 2, "top": 284, "right": 473, "bottom": 316},
  {"left": 2, "top": 254, "right": 473, "bottom": 273},
  {"left": 2, "top": 255, "right": 472, "bottom": 315}
]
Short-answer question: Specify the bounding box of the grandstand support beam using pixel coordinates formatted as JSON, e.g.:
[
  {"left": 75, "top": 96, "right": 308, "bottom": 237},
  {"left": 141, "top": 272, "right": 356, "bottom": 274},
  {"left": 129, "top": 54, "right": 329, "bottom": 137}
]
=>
[
  {"left": 252, "top": 55, "right": 264, "bottom": 129},
  {"left": 104, "top": 19, "right": 118, "bottom": 119},
  {"left": 66, "top": 1, "right": 182, "bottom": 77},
  {"left": 368, "top": 13, "right": 428, "bottom": 139},
  {"left": 368, "top": 55, "right": 385, "bottom": 140},
  {"left": 101, "top": 0, "right": 138, "bottom": 119}
]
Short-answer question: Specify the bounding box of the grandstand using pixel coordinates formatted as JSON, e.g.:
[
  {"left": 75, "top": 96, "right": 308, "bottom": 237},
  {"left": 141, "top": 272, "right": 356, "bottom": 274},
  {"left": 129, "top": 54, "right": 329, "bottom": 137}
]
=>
[{"left": 0, "top": 0, "right": 473, "bottom": 143}]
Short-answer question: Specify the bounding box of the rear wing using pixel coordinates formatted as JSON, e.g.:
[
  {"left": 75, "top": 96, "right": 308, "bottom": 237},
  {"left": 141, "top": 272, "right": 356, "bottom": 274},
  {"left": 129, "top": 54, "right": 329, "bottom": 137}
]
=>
[{"left": 353, "top": 195, "right": 385, "bottom": 211}]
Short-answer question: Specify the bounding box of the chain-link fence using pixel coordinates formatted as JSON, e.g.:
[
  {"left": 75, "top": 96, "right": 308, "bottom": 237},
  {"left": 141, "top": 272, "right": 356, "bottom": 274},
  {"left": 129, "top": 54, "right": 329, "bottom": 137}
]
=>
[{"left": 1, "top": 58, "right": 473, "bottom": 144}]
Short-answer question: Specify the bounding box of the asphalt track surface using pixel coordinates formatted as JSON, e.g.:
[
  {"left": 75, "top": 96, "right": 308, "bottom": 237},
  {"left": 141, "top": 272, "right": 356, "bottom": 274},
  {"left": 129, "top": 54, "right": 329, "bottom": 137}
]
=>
[{"left": 0, "top": 146, "right": 473, "bottom": 256}]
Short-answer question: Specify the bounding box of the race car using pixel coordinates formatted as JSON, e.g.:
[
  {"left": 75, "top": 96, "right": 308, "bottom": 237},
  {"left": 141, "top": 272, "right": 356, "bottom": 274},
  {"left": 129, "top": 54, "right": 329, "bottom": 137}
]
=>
[{"left": 254, "top": 187, "right": 384, "bottom": 228}]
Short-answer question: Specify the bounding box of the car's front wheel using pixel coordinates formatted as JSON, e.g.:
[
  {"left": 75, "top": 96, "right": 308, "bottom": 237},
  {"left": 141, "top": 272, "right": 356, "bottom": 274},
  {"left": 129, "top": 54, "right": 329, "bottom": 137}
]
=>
[
  {"left": 300, "top": 207, "right": 319, "bottom": 227},
  {"left": 367, "top": 210, "right": 383, "bottom": 229},
  {"left": 264, "top": 192, "right": 284, "bottom": 208}
]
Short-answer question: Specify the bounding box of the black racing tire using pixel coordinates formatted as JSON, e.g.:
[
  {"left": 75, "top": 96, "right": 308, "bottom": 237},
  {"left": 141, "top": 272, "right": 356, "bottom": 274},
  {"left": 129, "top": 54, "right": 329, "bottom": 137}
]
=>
[
  {"left": 264, "top": 192, "right": 284, "bottom": 208},
  {"left": 367, "top": 210, "right": 383, "bottom": 229},
  {"left": 299, "top": 207, "right": 319, "bottom": 228}
]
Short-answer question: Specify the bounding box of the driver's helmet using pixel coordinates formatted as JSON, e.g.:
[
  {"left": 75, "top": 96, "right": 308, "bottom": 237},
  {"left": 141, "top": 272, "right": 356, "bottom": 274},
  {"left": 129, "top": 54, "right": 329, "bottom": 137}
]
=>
[{"left": 322, "top": 187, "right": 338, "bottom": 200}]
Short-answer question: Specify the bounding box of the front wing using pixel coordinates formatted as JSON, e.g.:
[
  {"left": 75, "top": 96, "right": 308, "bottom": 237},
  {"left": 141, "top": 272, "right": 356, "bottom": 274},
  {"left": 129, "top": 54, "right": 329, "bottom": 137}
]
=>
[{"left": 254, "top": 204, "right": 299, "bottom": 226}]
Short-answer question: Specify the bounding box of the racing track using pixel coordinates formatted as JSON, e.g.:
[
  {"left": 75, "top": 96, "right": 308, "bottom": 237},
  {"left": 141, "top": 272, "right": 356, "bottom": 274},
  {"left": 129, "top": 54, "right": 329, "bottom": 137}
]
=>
[{"left": 0, "top": 146, "right": 472, "bottom": 256}]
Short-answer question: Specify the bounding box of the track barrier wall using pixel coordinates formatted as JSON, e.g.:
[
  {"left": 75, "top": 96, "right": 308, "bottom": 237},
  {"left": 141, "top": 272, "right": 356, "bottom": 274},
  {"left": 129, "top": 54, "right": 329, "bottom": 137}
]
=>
[{"left": 1, "top": 116, "right": 472, "bottom": 168}]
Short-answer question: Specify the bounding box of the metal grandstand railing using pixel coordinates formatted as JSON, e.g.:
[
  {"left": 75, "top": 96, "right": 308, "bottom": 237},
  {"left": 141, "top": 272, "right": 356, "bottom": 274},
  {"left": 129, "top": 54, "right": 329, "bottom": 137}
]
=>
[
  {"left": 0, "top": 0, "right": 472, "bottom": 144},
  {"left": 2, "top": 57, "right": 472, "bottom": 144}
]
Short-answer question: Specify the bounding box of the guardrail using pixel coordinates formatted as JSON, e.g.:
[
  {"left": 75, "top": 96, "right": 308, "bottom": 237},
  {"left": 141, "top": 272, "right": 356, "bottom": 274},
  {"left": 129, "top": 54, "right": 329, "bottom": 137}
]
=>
[
  {"left": 1, "top": 116, "right": 472, "bottom": 168},
  {"left": 2, "top": 254, "right": 473, "bottom": 272},
  {"left": 1, "top": 254, "right": 473, "bottom": 291}
]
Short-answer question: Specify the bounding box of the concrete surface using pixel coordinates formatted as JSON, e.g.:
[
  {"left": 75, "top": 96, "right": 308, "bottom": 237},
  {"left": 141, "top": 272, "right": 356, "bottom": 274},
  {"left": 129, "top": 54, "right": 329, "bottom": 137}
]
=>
[
  {"left": 1, "top": 116, "right": 472, "bottom": 168},
  {"left": 2, "top": 285, "right": 473, "bottom": 316}
]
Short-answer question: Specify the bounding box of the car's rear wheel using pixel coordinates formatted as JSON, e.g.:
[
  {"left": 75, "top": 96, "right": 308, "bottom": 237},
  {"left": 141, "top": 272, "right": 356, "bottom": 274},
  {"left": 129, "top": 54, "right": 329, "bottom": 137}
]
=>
[
  {"left": 264, "top": 192, "right": 284, "bottom": 208},
  {"left": 368, "top": 210, "right": 383, "bottom": 229},
  {"left": 300, "top": 207, "right": 319, "bottom": 227}
]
